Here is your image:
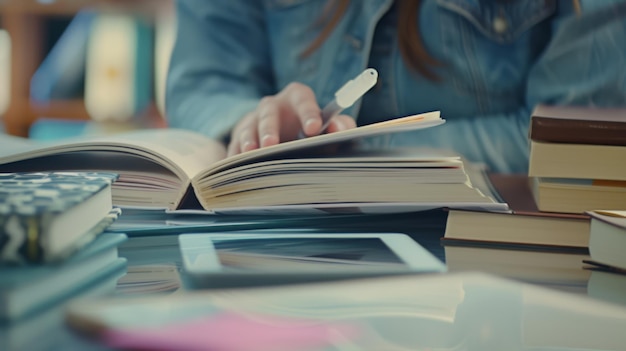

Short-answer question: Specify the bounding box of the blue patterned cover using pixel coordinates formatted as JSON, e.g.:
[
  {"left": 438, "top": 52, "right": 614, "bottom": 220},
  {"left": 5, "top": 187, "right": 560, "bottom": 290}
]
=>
[{"left": 0, "top": 172, "right": 119, "bottom": 264}]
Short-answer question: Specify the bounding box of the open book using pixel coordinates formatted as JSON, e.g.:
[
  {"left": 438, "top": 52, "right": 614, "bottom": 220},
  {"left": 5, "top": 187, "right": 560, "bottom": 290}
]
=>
[{"left": 0, "top": 112, "right": 506, "bottom": 214}]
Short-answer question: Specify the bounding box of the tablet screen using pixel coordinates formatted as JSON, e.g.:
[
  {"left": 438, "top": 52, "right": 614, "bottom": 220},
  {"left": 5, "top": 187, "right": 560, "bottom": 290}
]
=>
[{"left": 211, "top": 237, "right": 406, "bottom": 272}]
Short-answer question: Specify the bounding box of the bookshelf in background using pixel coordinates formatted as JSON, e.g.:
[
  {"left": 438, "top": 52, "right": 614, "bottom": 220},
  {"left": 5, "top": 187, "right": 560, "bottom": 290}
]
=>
[{"left": 0, "top": 0, "right": 172, "bottom": 137}]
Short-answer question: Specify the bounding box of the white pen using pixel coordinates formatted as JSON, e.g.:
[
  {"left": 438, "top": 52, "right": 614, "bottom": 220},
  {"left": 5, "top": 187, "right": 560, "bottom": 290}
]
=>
[{"left": 299, "top": 68, "right": 378, "bottom": 138}]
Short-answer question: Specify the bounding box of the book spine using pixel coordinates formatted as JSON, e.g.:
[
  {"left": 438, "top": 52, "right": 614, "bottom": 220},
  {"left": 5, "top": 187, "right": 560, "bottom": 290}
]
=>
[
  {"left": 0, "top": 215, "right": 45, "bottom": 264},
  {"left": 530, "top": 117, "right": 626, "bottom": 146}
]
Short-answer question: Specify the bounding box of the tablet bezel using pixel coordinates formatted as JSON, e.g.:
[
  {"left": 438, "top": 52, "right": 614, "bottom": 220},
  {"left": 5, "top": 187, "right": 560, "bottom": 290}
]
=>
[{"left": 179, "top": 232, "right": 446, "bottom": 288}]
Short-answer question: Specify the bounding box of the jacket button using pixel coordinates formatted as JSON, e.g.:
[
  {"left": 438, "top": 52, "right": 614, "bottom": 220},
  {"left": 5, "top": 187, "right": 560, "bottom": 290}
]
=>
[{"left": 493, "top": 15, "right": 508, "bottom": 34}]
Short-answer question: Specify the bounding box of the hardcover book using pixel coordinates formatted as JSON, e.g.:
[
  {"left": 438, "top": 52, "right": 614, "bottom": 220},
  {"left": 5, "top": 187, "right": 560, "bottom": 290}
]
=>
[
  {"left": 530, "top": 104, "right": 626, "bottom": 146},
  {"left": 0, "top": 233, "right": 127, "bottom": 322},
  {"left": 0, "top": 172, "right": 119, "bottom": 264},
  {"left": 0, "top": 112, "right": 507, "bottom": 215},
  {"left": 530, "top": 177, "right": 626, "bottom": 214},
  {"left": 443, "top": 174, "right": 590, "bottom": 249},
  {"left": 528, "top": 139, "right": 626, "bottom": 181},
  {"left": 587, "top": 210, "right": 626, "bottom": 271}
]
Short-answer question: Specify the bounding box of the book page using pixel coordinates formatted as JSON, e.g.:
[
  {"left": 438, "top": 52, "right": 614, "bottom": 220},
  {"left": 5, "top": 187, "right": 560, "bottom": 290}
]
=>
[
  {"left": 0, "top": 129, "right": 226, "bottom": 181},
  {"left": 0, "top": 135, "right": 40, "bottom": 156},
  {"left": 196, "top": 111, "right": 444, "bottom": 180}
]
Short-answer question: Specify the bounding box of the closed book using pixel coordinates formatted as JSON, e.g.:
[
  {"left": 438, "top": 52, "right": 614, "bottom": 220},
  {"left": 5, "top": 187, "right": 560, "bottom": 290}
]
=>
[
  {"left": 587, "top": 210, "right": 626, "bottom": 271},
  {"left": 443, "top": 174, "right": 590, "bottom": 249},
  {"left": 0, "top": 233, "right": 127, "bottom": 322},
  {"left": 0, "top": 172, "right": 118, "bottom": 264},
  {"left": 531, "top": 177, "right": 626, "bottom": 214},
  {"left": 530, "top": 104, "right": 626, "bottom": 146},
  {"left": 528, "top": 139, "right": 626, "bottom": 181}
]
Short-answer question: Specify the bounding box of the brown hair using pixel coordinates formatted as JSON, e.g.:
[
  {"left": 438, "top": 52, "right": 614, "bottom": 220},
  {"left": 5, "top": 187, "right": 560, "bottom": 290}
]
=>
[
  {"left": 301, "top": 0, "right": 441, "bottom": 80},
  {"left": 302, "top": 0, "right": 582, "bottom": 81}
]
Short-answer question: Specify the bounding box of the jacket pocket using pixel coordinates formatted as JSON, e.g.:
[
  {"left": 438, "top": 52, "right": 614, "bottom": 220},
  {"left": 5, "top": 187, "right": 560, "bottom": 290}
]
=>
[{"left": 435, "top": 0, "right": 557, "bottom": 112}]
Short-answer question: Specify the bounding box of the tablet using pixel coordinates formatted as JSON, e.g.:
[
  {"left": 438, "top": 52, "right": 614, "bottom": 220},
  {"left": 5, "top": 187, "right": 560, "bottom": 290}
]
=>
[{"left": 179, "top": 232, "right": 446, "bottom": 288}]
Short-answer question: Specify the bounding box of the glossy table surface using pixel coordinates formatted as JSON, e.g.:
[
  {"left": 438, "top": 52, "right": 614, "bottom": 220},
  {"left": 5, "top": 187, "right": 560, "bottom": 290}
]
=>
[{"left": 2, "top": 209, "right": 626, "bottom": 351}]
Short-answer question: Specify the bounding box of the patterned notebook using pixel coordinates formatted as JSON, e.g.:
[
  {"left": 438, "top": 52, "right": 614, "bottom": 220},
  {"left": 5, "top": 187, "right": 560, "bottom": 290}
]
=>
[{"left": 0, "top": 172, "right": 119, "bottom": 264}]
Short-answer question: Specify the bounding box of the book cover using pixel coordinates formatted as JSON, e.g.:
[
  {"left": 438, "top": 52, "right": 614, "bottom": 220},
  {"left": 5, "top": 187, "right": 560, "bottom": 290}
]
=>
[
  {"left": 0, "top": 233, "right": 128, "bottom": 322},
  {"left": 443, "top": 174, "right": 590, "bottom": 248},
  {"left": 587, "top": 210, "right": 626, "bottom": 271},
  {"left": 0, "top": 172, "right": 119, "bottom": 264},
  {"left": 530, "top": 104, "right": 626, "bottom": 146}
]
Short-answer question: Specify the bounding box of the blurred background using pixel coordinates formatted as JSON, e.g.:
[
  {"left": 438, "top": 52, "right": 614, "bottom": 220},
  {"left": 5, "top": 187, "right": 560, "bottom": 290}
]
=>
[{"left": 0, "top": 0, "right": 174, "bottom": 140}]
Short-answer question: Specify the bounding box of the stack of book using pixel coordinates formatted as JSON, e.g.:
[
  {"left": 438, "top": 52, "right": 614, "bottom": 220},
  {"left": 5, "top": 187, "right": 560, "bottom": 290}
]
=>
[
  {"left": 0, "top": 233, "right": 127, "bottom": 322},
  {"left": 441, "top": 105, "right": 626, "bottom": 289},
  {"left": 442, "top": 173, "right": 591, "bottom": 292},
  {"left": 528, "top": 104, "right": 626, "bottom": 214},
  {"left": 443, "top": 173, "right": 590, "bottom": 249},
  {"left": 0, "top": 172, "right": 127, "bottom": 322},
  {"left": 444, "top": 105, "right": 626, "bottom": 250}
]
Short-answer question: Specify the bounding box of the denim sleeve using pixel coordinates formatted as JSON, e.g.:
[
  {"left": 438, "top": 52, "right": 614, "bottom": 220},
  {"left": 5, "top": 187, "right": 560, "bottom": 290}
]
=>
[
  {"left": 165, "top": 1, "right": 274, "bottom": 141},
  {"left": 526, "top": 0, "right": 626, "bottom": 107}
]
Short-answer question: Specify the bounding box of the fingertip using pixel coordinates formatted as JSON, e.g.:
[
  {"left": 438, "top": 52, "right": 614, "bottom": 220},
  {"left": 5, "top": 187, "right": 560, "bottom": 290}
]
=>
[
  {"left": 327, "top": 116, "right": 355, "bottom": 133},
  {"left": 241, "top": 140, "right": 258, "bottom": 153},
  {"left": 338, "top": 115, "right": 357, "bottom": 129},
  {"left": 303, "top": 118, "right": 321, "bottom": 135},
  {"left": 260, "top": 134, "right": 279, "bottom": 147}
]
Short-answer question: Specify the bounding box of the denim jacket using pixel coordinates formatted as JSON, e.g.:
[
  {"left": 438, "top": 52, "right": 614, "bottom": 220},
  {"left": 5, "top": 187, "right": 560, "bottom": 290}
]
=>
[{"left": 167, "top": 0, "right": 626, "bottom": 173}]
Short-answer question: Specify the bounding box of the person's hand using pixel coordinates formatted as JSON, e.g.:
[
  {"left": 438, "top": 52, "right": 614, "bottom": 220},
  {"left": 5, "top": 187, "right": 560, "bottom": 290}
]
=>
[{"left": 227, "top": 82, "right": 356, "bottom": 156}]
